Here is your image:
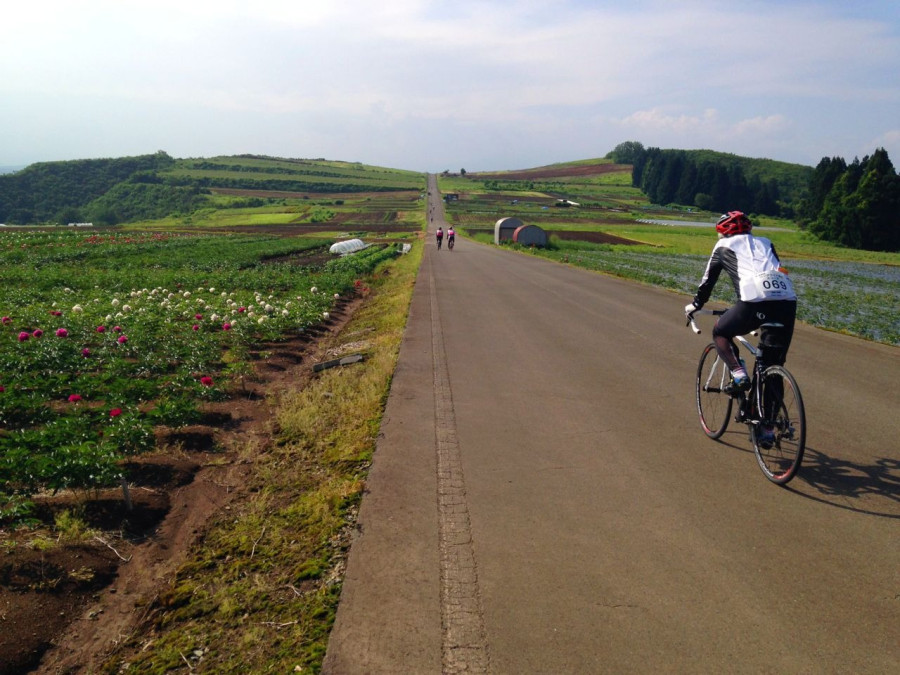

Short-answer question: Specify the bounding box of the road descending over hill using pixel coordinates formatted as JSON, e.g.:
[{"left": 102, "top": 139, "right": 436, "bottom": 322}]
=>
[{"left": 324, "top": 176, "right": 899, "bottom": 673}]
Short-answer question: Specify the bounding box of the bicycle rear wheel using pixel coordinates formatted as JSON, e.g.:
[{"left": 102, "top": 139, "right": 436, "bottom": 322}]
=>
[
  {"left": 696, "top": 343, "right": 732, "bottom": 439},
  {"left": 752, "top": 365, "right": 806, "bottom": 485}
]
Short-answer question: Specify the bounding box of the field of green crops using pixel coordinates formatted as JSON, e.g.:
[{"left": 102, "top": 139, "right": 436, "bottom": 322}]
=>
[{"left": 0, "top": 229, "right": 401, "bottom": 519}]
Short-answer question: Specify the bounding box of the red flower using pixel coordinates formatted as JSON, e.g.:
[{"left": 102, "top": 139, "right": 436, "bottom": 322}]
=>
[
  {"left": 68, "top": 394, "right": 82, "bottom": 403},
  {"left": 0, "top": 385, "right": 5, "bottom": 393},
  {"left": 109, "top": 408, "right": 122, "bottom": 417},
  {"left": 117, "top": 335, "right": 128, "bottom": 344},
  {"left": 238, "top": 306, "right": 246, "bottom": 313},
  {"left": 32, "top": 329, "right": 43, "bottom": 338},
  {"left": 17, "top": 331, "right": 29, "bottom": 342},
  {"left": 55, "top": 328, "right": 69, "bottom": 338},
  {"left": 192, "top": 324, "right": 200, "bottom": 331},
  {"left": 49, "top": 310, "right": 62, "bottom": 316},
  {"left": 195, "top": 313, "right": 203, "bottom": 320},
  {"left": 82, "top": 348, "right": 91, "bottom": 357},
  {"left": 1, "top": 316, "right": 10, "bottom": 324},
  {"left": 113, "top": 325, "right": 122, "bottom": 333},
  {"left": 222, "top": 322, "right": 231, "bottom": 331},
  {"left": 96, "top": 325, "right": 106, "bottom": 333},
  {"left": 200, "top": 376, "right": 213, "bottom": 387}
]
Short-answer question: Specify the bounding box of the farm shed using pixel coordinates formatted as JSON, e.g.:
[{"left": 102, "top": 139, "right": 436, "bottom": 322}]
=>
[
  {"left": 329, "top": 238, "right": 368, "bottom": 255},
  {"left": 494, "top": 217, "right": 524, "bottom": 244},
  {"left": 513, "top": 224, "right": 548, "bottom": 247}
]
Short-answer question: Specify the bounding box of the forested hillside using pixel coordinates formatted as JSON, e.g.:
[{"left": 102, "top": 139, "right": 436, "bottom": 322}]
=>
[{"left": 607, "top": 141, "right": 812, "bottom": 218}]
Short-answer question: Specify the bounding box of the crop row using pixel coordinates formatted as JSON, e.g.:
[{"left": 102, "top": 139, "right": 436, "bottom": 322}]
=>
[
  {"left": 533, "top": 245, "right": 900, "bottom": 345},
  {"left": 0, "top": 230, "right": 400, "bottom": 519}
]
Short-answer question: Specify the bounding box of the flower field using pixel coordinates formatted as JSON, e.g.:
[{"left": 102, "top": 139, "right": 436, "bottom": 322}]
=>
[
  {"left": 0, "top": 229, "right": 398, "bottom": 519},
  {"left": 534, "top": 246, "right": 900, "bottom": 345}
]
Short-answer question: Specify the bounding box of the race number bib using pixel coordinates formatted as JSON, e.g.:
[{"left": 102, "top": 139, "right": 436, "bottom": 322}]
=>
[{"left": 740, "top": 270, "right": 795, "bottom": 302}]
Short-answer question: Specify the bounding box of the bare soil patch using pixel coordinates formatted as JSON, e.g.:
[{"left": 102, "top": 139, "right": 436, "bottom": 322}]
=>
[
  {"left": 0, "top": 297, "right": 364, "bottom": 674},
  {"left": 471, "top": 163, "right": 631, "bottom": 181}
]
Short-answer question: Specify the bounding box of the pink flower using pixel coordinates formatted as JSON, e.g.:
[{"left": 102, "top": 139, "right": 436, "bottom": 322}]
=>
[
  {"left": 55, "top": 328, "right": 69, "bottom": 338},
  {"left": 82, "top": 348, "right": 91, "bottom": 357},
  {"left": 0, "top": 385, "right": 5, "bottom": 393},
  {"left": 237, "top": 306, "right": 246, "bottom": 313},
  {"left": 96, "top": 325, "right": 106, "bottom": 333},
  {"left": 200, "top": 376, "right": 213, "bottom": 387},
  {"left": 117, "top": 335, "right": 128, "bottom": 344},
  {"left": 192, "top": 324, "right": 200, "bottom": 331},
  {"left": 1, "top": 316, "right": 10, "bottom": 324},
  {"left": 194, "top": 313, "right": 203, "bottom": 320},
  {"left": 17, "top": 331, "right": 29, "bottom": 342},
  {"left": 109, "top": 408, "right": 122, "bottom": 417},
  {"left": 222, "top": 322, "right": 231, "bottom": 331},
  {"left": 113, "top": 325, "right": 122, "bottom": 333},
  {"left": 68, "top": 394, "right": 82, "bottom": 403},
  {"left": 49, "top": 310, "right": 62, "bottom": 316},
  {"left": 32, "top": 329, "right": 43, "bottom": 338}
]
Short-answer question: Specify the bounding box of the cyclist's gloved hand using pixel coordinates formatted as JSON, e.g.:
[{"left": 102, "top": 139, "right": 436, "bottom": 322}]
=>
[{"left": 684, "top": 301, "right": 700, "bottom": 317}]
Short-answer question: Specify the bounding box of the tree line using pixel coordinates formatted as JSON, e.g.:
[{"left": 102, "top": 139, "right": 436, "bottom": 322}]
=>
[
  {"left": 607, "top": 142, "right": 807, "bottom": 218},
  {"left": 608, "top": 141, "right": 899, "bottom": 251},
  {"left": 798, "top": 149, "right": 899, "bottom": 252}
]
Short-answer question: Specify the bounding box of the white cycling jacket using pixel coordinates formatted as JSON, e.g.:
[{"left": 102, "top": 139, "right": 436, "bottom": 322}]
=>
[{"left": 693, "top": 233, "right": 797, "bottom": 306}]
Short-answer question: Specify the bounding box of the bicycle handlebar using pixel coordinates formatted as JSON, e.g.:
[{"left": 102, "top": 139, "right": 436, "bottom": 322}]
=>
[{"left": 685, "top": 308, "right": 725, "bottom": 335}]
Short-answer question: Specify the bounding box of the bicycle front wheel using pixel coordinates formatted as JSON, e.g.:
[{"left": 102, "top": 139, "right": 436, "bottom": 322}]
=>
[
  {"left": 696, "top": 343, "right": 732, "bottom": 439},
  {"left": 752, "top": 365, "right": 806, "bottom": 485}
]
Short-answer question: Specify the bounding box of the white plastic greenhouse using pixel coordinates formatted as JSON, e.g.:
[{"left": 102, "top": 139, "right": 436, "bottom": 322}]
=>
[{"left": 329, "top": 238, "right": 369, "bottom": 256}]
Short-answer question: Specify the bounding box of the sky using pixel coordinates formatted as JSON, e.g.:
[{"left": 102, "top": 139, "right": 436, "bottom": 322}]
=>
[{"left": 2, "top": 0, "right": 899, "bottom": 172}]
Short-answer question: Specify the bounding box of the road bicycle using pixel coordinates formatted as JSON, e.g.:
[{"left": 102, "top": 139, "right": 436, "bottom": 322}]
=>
[
  {"left": 448, "top": 236, "right": 455, "bottom": 251},
  {"left": 687, "top": 309, "right": 806, "bottom": 485}
]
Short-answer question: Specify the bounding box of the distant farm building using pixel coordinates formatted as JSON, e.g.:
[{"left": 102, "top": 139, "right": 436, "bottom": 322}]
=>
[
  {"left": 554, "top": 199, "right": 580, "bottom": 208},
  {"left": 513, "top": 224, "right": 548, "bottom": 247},
  {"left": 494, "top": 217, "right": 523, "bottom": 244}
]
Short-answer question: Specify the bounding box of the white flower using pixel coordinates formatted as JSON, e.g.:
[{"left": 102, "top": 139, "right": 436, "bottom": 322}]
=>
[
  {"left": 105, "top": 315, "right": 113, "bottom": 322},
  {"left": 183, "top": 291, "right": 191, "bottom": 298},
  {"left": 282, "top": 309, "right": 289, "bottom": 316},
  {"left": 122, "top": 305, "right": 131, "bottom": 312},
  {"left": 72, "top": 305, "right": 83, "bottom": 313},
  {"left": 64, "top": 287, "right": 72, "bottom": 293},
  {"left": 258, "top": 316, "right": 267, "bottom": 324},
  {"left": 210, "top": 313, "right": 219, "bottom": 322},
  {"left": 209, "top": 288, "right": 215, "bottom": 293},
  {"left": 310, "top": 287, "right": 318, "bottom": 294},
  {"left": 265, "top": 304, "right": 273, "bottom": 313},
  {"left": 111, "top": 298, "right": 120, "bottom": 307},
  {"left": 322, "top": 312, "right": 330, "bottom": 319},
  {"left": 334, "top": 293, "right": 340, "bottom": 299}
]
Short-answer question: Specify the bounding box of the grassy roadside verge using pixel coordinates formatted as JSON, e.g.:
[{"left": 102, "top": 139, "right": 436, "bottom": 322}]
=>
[{"left": 104, "top": 236, "right": 424, "bottom": 673}]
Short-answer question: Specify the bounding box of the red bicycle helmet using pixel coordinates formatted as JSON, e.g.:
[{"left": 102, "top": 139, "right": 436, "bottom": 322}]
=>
[{"left": 715, "top": 211, "right": 752, "bottom": 236}]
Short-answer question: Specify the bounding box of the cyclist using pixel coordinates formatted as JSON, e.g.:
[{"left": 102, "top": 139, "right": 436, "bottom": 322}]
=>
[
  {"left": 684, "top": 211, "right": 797, "bottom": 417},
  {"left": 436, "top": 227, "right": 443, "bottom": 249},
  {"left": 447, "top": 227, "right": 455, "bottom": 249}
]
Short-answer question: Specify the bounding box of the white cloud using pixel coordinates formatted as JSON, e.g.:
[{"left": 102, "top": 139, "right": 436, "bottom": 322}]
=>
[{"left": 1, "top": 1, "right": 898, "bottom": 168}]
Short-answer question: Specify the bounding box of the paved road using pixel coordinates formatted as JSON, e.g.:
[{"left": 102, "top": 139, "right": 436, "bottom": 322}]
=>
[{"left": 324, "top": 176, "right": 899, "bottom": 673}]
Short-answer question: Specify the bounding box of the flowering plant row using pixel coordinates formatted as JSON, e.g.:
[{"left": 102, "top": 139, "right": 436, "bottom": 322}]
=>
[{"left": 0, "top": 230, "right": 400, "bottom": 519}]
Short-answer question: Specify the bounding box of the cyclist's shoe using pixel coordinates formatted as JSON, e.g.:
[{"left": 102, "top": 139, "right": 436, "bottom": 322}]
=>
[
  {"left": 757, "top": 426, "right": 776, "bottom": 449},
  {"left": 723, "top": 375, "right": 750, "bottom": 396}
]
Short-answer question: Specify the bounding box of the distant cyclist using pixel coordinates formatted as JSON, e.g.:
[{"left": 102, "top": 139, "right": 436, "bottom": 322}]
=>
[
  {"left": 685, "top": 211, "right": 797, "bottom": 400},
  {"left": 447, "top": 227, "right": 455, "bottom": 250},
  {"left": 436, "top": 226, "right": 443, "bottom": 249}
]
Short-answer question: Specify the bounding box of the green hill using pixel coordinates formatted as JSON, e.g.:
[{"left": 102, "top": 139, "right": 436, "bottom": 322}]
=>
[{"left": 0, "top": 153, "right": 424, "bottom": 225}]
